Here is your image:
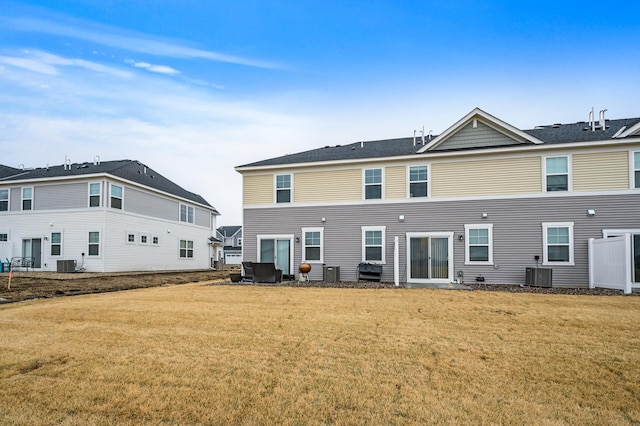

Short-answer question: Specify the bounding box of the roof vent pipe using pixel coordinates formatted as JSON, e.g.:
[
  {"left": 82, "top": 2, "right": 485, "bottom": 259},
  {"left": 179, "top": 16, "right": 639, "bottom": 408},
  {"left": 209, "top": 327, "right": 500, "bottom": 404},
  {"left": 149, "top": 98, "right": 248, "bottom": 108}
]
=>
[
  {"left": 360, "top": 141, "right": 364, "bottom": 148},
  {"left": 413, "top": 130, "right": 417, "bottom": 147},
  {"left": 599, "top": 109, "right": 607, "bottom": 130},
  {"left": 421, "top": 126, "right": 425, "bottom": 145},
  {"left": 94, "top": 155, "right": 100, "bottom": 166},
  {"left": 428, "top": 130, "right": 433, "bottom": 141},
  {"left": 589, "top": 107, "right": 595, "bottom": 132}
]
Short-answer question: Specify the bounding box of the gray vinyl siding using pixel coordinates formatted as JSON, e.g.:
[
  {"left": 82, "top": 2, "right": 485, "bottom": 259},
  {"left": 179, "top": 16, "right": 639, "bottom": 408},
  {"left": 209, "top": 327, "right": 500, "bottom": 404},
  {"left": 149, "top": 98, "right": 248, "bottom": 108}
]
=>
[
  {"left": 34, "top": 183, "right": 87, "bottom": 210},
  {"left": 433, "top": 121, "right": 521, "bottom": 151},
  {"left": 194, "top": 207, "right": 211, "bottom": 228},
  {"left": 10, "top": 187, "right": 20, "bottom": 211},
  {"left": 243, "top": 193, "right": 640, "bottom": 287},
  {"left": 125, "top": 187, "right": 179, "bottom": 221}
]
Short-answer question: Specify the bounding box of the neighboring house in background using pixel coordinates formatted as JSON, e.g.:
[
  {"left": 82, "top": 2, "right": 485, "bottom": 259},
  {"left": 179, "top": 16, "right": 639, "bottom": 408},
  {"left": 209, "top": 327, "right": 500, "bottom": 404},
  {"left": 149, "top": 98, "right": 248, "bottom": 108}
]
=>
[
  {"left": 236, "top": 108, "right": 640, "bottom": 292},
  {"left": 216, "top": 225, "right": 243, "bottom": 265},
  {"left": 0, "top": 159, "right": 220, "bottom": 273}
]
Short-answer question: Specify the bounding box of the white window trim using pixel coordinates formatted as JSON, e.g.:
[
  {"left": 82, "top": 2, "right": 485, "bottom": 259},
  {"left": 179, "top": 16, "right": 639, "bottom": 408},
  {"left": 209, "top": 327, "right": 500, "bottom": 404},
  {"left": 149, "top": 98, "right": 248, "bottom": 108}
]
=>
[
  {"left": 407, "top": 164, "right": 430, "bottom": 198},
  {"left": 88, "top": 231, "right": 101, "bottom": 257},
  {"left": 363, "top": 168, "right": 384, "bottom": 200},
  {"left": 0, "top": 231, "right": 10, "bottom": 242},
  {"left": 256, "top": 234, "right": 295, "bottom": 267},
  {"left": 543, "top": 155, "right": 572, "bottom": 193},
  {"left": 88, "top": 182, "right": 102, "bottom": 208},
  {"left": 125, "top": 231, "right": 137, "bottom": 245},
  {"left": 179, "top": 204, "right": 195, "bottom": 224},
  {"left": 631, "top": 150, "right": 640, "bottom": 189},
  {"left": 274, "top": 174, "right": 293, "bottom": 204},
  {"left": 361, "top": 226, "right": 386, "bottom": 264},
  {"left": 0, "top": 189, "right": 9, "bottom": 212},
  {"left": 139, "top": 233, "right": 149, "bottom": 246},
  {"left": 22, "top": 186, "right": 33, "bottom": 211},
  {"left": 179, "top": 239, "right": 194, "bottom": 259},
  {"left": 464, "top": 224, "right": 494, "bottom": 265},
  {"left": 542, "top": 222, "right": 574, "bottom": 266},
  {"left": 151, "top": 236, "right": 160, "bottom": 246},
  {"left": 110, "top": 183, "right": 123, "bottom": 209},
  {"left": 237, "top": 238, "right": 242, "bottom": 246},
  {"left": 301, "top": 227, "right": 324, "bottom": 263},
  {"left": 50, "top": 231, "right": 63, "bottom": 257}
]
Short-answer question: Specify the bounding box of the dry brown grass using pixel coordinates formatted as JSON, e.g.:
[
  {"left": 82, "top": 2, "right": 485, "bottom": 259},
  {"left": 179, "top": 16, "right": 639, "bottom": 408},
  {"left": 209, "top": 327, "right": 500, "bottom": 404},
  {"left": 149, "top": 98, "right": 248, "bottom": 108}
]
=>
[{"left": 1, "top": 284, "right": 639, "bottom": 425}]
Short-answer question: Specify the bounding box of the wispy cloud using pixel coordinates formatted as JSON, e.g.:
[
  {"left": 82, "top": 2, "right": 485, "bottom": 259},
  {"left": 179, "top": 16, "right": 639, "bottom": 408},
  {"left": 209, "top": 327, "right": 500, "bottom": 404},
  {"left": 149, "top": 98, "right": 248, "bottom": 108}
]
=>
[
  {"left": 125, "top": 59, "right": 180, "bottom": 75},
  {"left": 2, "top": 16, "right": 282, "bottom": 70},
  {"left": 0, "top": 50, "right": 132, "bottom": 78}
]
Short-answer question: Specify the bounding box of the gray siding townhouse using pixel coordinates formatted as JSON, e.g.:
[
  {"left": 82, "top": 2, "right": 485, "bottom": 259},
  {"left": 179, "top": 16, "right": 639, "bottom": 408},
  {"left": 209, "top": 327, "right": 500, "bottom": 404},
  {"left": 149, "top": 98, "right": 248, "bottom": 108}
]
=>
[
  {"left": 216, "top": 225, "right": 243, "bottom": 265},
  {"left": 236, "top": 108, "right": 640, "bottom": 292},
  {"left": 0, "top": 159, "right": 220, "bottom": 273}
]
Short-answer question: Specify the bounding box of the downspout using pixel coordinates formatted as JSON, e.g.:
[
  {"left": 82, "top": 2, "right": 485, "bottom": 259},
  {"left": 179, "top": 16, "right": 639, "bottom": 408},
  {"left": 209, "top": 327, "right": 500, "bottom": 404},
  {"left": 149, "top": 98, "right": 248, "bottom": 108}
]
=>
[{"left": 394, "top": 236, "right": 399, "bottom": 287}]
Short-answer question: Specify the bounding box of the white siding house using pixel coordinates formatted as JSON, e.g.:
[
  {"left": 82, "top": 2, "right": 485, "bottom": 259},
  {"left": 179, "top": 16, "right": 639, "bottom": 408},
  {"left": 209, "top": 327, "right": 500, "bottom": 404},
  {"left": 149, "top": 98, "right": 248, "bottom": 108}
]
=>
[{"left": 0, "top": 159, "right": 220, "bottom": 273}]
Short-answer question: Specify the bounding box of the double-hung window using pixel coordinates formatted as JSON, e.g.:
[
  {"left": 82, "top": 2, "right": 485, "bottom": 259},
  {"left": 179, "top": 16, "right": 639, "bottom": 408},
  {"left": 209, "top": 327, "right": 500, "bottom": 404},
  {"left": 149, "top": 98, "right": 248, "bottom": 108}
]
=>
[
  {"left": 88, "top": 231, "right": 100, "bottom": 256},
  {"left": 89, "top": 183, "right": 101, "bottom": 207},
  {"left": 542, "top": 222, "right": 574, "bottom": 265},
  {"left": 364, "top": 168, "right": 382, "bottom": 200},
  {"left": 276, "top": 174, "right": 291, "bottom": 203},
  {"left": 22, "top": 187, "right": 33, "bottom": 210},
  {"left": 180, "top": 240, "right": 194, "bottom": 258},
  {"left": 545, "top": 156, "right": 569, "bottom": 192},
  {"left": 302, "top": 227, "right": 323, "bottom": 263},
  {"left": 0, "top": 189, "right": 8, "bottom": 211},
  {"left": 465, "top": 224, "right": 493, "bottom": 264},
  {"left": 110, "top": 184, "right": 123, "bottom": 209},
  {"left": 409, "top": 165, "right": 428, "bottom": 198},
  {"left": 362, "top": 226, "right": 385, "bottom": 263},
  {"left": 180, "top": 204, "right": 194, "bottom": 223},
  {"left": 51, "top": 232, "right": 62, "bottom": 256},
  {"left": 634, "top": 152, "right": 640, "bottom": 189}
]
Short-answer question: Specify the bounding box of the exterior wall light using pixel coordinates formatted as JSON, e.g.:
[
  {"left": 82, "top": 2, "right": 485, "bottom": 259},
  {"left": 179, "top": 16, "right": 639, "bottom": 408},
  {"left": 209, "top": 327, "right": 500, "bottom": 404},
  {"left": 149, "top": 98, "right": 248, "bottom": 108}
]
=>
[{"left": 587, "top": 209, "right": 596, "bottom": 216}]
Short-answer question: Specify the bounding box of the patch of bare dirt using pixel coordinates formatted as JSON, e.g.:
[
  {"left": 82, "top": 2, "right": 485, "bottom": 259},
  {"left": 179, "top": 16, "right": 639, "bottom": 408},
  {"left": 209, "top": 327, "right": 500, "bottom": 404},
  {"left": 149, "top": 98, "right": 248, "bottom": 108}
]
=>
[{"left": 0, "top": 270, "right": 230, "bottom": 304}]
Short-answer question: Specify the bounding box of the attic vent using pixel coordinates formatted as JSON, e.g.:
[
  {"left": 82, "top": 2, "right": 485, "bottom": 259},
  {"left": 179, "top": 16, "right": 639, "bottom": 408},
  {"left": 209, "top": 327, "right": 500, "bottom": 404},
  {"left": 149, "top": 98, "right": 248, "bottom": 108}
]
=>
[{"left": 552, "top": 123, "right": 561, "bottom": 128}]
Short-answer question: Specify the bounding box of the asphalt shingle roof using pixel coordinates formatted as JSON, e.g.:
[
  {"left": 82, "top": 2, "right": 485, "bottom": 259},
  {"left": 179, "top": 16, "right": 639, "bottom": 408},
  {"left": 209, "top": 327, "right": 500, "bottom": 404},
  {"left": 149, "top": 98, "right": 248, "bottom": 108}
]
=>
[
  {"left": 238, "top": 117, "right": 640, "bottom": 168},
  {"left": 0, "top": 159, "right": 217, "bottom": 211}
]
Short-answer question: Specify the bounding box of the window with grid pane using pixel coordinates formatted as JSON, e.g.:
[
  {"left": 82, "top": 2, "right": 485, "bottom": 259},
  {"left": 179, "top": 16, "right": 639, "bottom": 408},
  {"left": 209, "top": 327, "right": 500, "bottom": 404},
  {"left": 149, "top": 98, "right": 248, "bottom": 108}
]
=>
[
  {"left": 545, "top": 156, "right": 568, "bottom": 191},
  {"left": 303, "top": 230, "right": 322, "bottom": 262},
  {"left": 409, "top": 165, "right": 428, "bottom": 197},
  {"left": 276, "top": 174, "right": 291, "bottom": 203},
  {"left": 51, "top": 232, "right": 62, "bottom": 256},
  {"left": 364, "top": 168, "right": 382, "bottom": 199}
]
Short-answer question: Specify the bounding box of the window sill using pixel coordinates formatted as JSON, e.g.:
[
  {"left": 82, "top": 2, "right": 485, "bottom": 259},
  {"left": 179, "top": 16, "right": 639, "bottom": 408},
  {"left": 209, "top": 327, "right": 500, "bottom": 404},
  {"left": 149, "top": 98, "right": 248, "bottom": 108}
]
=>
[
  {"left": 465, "top": 262, "right": 494, "bottom": 266},
  {"left": 542, "top": 262, "right": 574, "bottom": 267}
]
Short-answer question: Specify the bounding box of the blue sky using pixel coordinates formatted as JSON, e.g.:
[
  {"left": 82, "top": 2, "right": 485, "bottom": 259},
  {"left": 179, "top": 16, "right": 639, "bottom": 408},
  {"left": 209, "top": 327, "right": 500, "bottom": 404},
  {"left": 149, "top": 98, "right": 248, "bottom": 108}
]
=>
[{"left": 1, "top": 1, "right": 639, "bottom": 225}]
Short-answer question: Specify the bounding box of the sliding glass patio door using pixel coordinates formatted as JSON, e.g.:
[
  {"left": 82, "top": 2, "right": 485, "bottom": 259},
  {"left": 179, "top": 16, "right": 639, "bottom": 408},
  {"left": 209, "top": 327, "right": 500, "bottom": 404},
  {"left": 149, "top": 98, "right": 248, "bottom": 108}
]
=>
[{"left": 407, "top": 232, "right": 453, "bottom": 283}]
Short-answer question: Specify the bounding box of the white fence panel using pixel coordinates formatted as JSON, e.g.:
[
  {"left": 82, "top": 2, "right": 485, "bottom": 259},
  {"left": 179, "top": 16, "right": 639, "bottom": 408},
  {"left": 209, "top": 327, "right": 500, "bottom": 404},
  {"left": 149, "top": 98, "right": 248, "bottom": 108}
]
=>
[{"left": 588, "top": 235, "right": 632, "bottom": 294}]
